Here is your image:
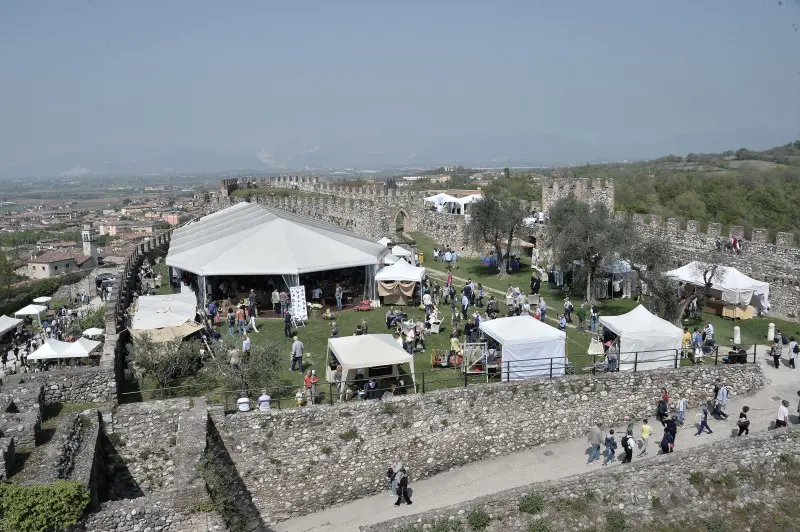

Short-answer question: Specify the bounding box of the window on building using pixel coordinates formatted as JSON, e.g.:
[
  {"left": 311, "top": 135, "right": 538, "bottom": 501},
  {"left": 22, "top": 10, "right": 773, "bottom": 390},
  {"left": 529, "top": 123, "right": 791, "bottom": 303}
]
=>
[{"left": 42, "top": 266, "right": 46, "bottom": 271}]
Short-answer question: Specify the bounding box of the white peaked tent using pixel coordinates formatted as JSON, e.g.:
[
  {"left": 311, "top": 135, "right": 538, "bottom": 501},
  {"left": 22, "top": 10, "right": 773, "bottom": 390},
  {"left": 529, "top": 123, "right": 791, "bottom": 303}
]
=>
[
  {"left": 377, "top": 237, "right": 393, "bottom": 246},
  {"left": 424, "top": 192, "right": 460, "bottom": 206},
  {"left": 391, "top": 246, "right": 412, "bottom": 257},
  {"left": 598, "top": 305, "right": 682, "bottom": 370},
  {"left": 14, "top": 304, "right": 47, "bottom": 324},
  {"left": 665, "top": 262, "right": 770, "bottom": 308},
  {"left": 167, "top": 201, "right": 387, "bottom": 277},
  {"left": 479, "top": 315, "right": 566, "bottom": 381},
  {"left": 0, "top": 316, "right": 23, "bottom": 336},
  {"left": 28, "top": 337, "right": 101, "bottom": 361},
  {"left": 325, "top": 334, "right": 416, "bottom": 391},
  {"left": 375, "top": 259, "right": 426, "bottom": 282}
]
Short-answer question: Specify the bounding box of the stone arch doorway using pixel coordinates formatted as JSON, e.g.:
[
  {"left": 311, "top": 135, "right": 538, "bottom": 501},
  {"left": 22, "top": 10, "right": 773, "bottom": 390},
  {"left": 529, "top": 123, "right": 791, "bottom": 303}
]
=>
[{"left": 395, "top": 209, "right": 410, "bottom": 234}]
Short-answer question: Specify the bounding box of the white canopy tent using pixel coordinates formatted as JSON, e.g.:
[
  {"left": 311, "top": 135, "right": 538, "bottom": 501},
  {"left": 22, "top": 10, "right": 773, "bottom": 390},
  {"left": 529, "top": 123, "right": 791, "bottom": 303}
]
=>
[
  {"left": 82, "top": 327, "right": 105, "bottom": 337},
  {"left": 479, "top": 315, "right": 566, "bottom": 381},
  {"left": 391, "top": 246, "right": 412, "bottom": 257},
  {"left": 375, "top": 259, "right": 426, "bottom": 283},
  {"left": 456, "top": 194, "right": 483, "bottom": 214},
  {"left": 377, "top": 237, "right": 392, "bottom": 246},
  {"left": 28, "top": 337, "right": 101, "bottom": 361},
  {"left": 665, "top": 261, "right": 770, "bottom": 308},
  {"left": 167, "top": 202, "right": 387, "bottom": 302},
  {"left": 0, "top": 316, "right": 23, "bottom": 337},
  {"left": 14, "top": 304, "right": 47, "bottom": 324},
  {"left": 326, "top": 334, "right": 416, "bottom": 391},
  {"left": 383, "top": 254, "right": 399, "bottom": 265},
  {"left": 598, "top": 305, "right": 682, "bottom": 371},
  {"left": 131, "top": 291, "right": 202, "bottom": 343},
  {"left": 32, "top": 296, "right": 53, "bottom": 304}
]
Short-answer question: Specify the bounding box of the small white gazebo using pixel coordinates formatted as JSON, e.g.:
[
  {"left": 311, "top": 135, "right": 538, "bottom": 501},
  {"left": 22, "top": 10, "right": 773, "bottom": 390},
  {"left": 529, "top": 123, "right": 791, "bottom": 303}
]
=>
[
  {"left": 14, "top": 304, "right": 47, "bottom": 325},
  {"left": 325, "top": 334, "right": 416, "bottom": 392}
]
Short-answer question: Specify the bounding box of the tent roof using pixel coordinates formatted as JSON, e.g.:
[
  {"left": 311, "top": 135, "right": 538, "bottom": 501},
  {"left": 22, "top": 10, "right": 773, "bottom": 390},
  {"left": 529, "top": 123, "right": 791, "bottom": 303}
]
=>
[
  {"left": 132, "top": 291, "right": 197, "bottom": 330},
  {"left": 375, "top": 259, "right": 426, "bottom": 282},
  {"left": 28, "top": 337, "right": 101, "bottom": 361},
  {"left": 424, "top": 193, "right": 460, "bottom": 203},
  {"left": 599, "top": 305, "right": 681, "bottom": 337},
  {"left": 0, "top": 316, "right": 23, "bottom": 336},
  {"left": 328, "top": 334, "right": 413, "bottom": 369},
  {"left": 479, "top": 315, "right": 566, "bottom": 345},
  {"left": 457, "top": 194, "right": 483, "bottom": 205},
  {"left": 391, "top": 246, "right": 412, "bottom": 257},
  {"left": 15, "top": 304, "right": 47, "bottom": 317},
  {"left": 166, "top": 202, "right": 386, "bottom": 276},
  {"left": 32, "top": 296, "right": 52, "bottom": 303},
  {"left": 377, "top": 237, "right": 392, "bottom": 246}
]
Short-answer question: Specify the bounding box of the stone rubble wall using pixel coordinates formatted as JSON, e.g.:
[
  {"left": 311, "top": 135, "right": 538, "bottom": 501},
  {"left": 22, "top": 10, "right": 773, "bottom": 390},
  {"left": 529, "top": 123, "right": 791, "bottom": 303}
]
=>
[
  {"left": 106, "top": 398, "right": 189, "bottom": 495},
  {"left": 4, "top": 367, "right": 116, "bottom": 405},
  {"left": 213, "top": 363, "right": 763, "bottom": 524},
  {"left": 80, "top": 498, "right": 225, "bottom": 532},
  {"left": 0, "top": 437, "right": 14, "bottom": 480},
  {"left": 0, "top": 383, "right": 43, "bottom": 448},
  {"left": 363, "top": 428, "right": 800, "bottom": 532}
]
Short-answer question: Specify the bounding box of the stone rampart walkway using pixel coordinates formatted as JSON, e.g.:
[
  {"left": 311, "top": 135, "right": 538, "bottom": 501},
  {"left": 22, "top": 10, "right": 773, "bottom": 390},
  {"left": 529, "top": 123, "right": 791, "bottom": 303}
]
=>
[{"left": 275, "top": 353, "right": 798, "bottom": 532}]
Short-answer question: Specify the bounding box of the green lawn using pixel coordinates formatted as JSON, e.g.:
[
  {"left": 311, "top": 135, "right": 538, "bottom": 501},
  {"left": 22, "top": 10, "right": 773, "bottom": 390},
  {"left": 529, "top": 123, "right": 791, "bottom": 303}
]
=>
[{"left": 153, "top": 260, "right": 171, "bottom": 295}]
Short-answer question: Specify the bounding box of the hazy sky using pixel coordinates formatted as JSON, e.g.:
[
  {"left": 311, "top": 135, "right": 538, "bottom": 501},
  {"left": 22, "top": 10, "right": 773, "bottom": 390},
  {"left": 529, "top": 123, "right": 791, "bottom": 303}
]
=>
[{"left": 1, "top": 0, "right": 799, "bottom": 171}]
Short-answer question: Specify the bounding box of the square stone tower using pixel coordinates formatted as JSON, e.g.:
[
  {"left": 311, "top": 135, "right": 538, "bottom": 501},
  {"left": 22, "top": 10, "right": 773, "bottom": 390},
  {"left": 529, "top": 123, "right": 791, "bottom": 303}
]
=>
[{"left": 82, "top": 224, "right": 98, "bottom": 266}]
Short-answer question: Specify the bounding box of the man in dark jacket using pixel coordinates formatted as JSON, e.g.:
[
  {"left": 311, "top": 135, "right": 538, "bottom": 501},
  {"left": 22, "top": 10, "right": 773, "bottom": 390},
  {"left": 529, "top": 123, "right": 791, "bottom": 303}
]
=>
[
  {"left": 283, "top": 311, "right": 293, "bottom": 338},
  {"left": 394, "top": 468, "right": 413, "bottom": 506}
]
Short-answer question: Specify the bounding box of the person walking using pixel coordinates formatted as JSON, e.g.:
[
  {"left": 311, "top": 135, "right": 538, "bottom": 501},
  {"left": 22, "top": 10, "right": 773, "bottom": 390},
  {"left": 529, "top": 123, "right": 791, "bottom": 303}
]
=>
[
  {"left": 716, "top": 383, "right": 729, "bottom": 420},
  {"left": 576, "top": 303, "right": 587, "bottom": 333},
  {"left": 676, "top": 396, "right": 688, "bottom": 426},
  {"left": 638, "top": 419, "right": 652, "bottom": 457},
  {"left": 226, "top": 307, "right": 236, "bottom": 336},
  {"left": 737, "top": 406, "right": 750, "bottom": 436},
  {"left": 538, "top": 297, "right": 547, "bottom": 322},
  {"left": 620, "top": 431, "right": 634, "bottom": 464},
  {"left": 789, "top": 337, "right": 798, "bottom": 370},
  {"left": 587, "top": 423, "right": 603, "bottom": 464},
  {"left": 602, "top": 429, "right": 617, "bottom": 465},
  {"left": 660, "top": 430, "right": 675, "bottom": 453},
  {"left": 695, "top": 406, "right": 713, "bottom": 435},
  {"left": 776, "top": 399, "right": 790, "bottom": 428},
  {"left": 461, "top": 292, "right": 470, "bottom": 320},
  {"left": 334, "top": 283, "right": 344, "bottom": 311},
  {"left": 283, "top": 310, "right": 293, "bottom": 338},
  {"left": 290, "top": 335, "right": 304, "bottom": 372},
  {"left": 394, "top": 467, "right": 413, "bottom": 506},
  {"left": 236, "top": 305, "right": 246, "bottom": 335},
  {"left": 271, "top": 288, "right": 280, "bottom": 315},
  {"left": 772, "top": 337, "right": 783, "bottom": 369}
]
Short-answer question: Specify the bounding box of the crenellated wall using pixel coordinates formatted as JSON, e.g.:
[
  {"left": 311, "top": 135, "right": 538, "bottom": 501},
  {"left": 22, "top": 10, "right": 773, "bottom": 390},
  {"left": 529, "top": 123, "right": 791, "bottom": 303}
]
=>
[
  {"left": 622, "top": 213, "right": 800, "bottom": 319},
  {"left": 541, "top": 178, "right": 614, "bottom": 214}
]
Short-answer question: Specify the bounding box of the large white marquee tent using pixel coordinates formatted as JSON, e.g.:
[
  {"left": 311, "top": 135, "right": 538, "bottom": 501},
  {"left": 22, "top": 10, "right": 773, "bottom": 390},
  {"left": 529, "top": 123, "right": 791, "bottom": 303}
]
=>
[
  {"left": 665, "top": 262, "right": 769, "bottom": 309},
  {"left": 479, "top": 315, "right": 566, "bottom": 381},
  {"left": 598, "top": 305, "right": 682, "bottom": 370},
  {"left": 166, "top": 202, "right": 388, "bottom": 301},
  {"left": 28, "top": 337, "right": 101, "bottom": 361}
]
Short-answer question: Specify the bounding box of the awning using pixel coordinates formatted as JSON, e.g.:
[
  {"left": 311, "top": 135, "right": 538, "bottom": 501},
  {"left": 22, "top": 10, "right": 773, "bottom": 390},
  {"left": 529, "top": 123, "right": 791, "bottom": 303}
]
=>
[
  {"left": 15, "top": 304, "right": 47, "bottom": 317},
  {"left": 166, "top": 202, "right": 386, "bottom": 276},
  {"left": 0, "top": 316, "right": 23, "bottom": 336}
]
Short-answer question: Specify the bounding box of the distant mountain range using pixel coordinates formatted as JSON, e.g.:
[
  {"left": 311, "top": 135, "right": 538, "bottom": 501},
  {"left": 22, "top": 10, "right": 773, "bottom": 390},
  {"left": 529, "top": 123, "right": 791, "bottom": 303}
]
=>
[{"left": 0, "top": 128, "right": 796, "bottom": 179}]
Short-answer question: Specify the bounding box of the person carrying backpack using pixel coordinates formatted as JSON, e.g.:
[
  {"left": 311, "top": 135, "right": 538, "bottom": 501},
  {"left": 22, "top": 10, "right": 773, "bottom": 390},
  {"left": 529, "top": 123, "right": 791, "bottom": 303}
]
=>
[
  {"left": 620, "top": 432, "right": 634, "bottom": 463},
  {"left": 603, "top": 429, "right": 617, "bottom": 465},
  {"left": 394, "top": 467, "right": 412, "bottom": 506},
  {"left": 226, "top": 307, "right": 236, "bottom": 336}
]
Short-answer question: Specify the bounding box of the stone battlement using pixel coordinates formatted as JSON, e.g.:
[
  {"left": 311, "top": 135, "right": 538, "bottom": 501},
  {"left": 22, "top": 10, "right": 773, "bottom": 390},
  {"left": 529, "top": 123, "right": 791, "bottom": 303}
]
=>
[{"left": 541, "top": 178, "right": 615, "bottom": 214}]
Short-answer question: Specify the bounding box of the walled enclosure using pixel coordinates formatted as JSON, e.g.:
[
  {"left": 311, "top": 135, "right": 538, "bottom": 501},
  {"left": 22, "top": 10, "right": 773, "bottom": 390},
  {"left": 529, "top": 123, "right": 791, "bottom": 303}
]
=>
[
  {"left": 364, "top": 427, "right": 800, "bottom": 532},
  {"left": 213, "top": 176, "right": 800, "bottom": 320},
  {"left": 212, "top": 363, "right": 763, "bottom": 524}
]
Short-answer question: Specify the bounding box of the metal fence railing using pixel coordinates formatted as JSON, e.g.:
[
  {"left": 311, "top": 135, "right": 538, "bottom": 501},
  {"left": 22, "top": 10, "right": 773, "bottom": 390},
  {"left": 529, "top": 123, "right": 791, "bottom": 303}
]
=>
[{"left": 118, "top": 344, "right": 759, "bottom": 411}]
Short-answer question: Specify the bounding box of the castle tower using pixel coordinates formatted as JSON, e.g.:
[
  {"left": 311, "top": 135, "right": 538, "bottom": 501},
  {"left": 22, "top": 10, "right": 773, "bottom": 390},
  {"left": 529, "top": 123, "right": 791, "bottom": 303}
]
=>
[{"left": 82, "top": 224, "right": 98, "bottom": 267}]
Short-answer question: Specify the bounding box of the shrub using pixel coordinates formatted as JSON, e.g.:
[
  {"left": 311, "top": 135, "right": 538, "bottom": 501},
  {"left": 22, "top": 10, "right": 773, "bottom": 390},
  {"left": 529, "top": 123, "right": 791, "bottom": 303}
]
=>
[
  {"left": 605, "top": 510, "right": 628, "bottom": 532},
  {"left": 321, "top": 445, "right": 332, "bottom": 455},
  {"left": 706, "top": 518, "right": 725, "bottom": 532},
  {"left": 467, "top": 508, "right": 491, "bottom": 531},
  {"left": 688, "top": 471, "right": 705, "bottom": 489},
  {"left": 339, "top": 428, "right": 358, "bottom": 441},
  {"left": 381, "top": 402, "right": 395, "bottom": 415},
  {"left": 431, "top": 520, "right": 461, "bottom": 532},
  {"left": 519, "top": 493, "right": 546, "bottom": 514},
  {"left": 529, "top": 518, "right": 552, "bottom": 532},
  {"left": 650, "top": 495, "right": 661, "bottom": 508},
  {"left": 0, "top": 481, "right": 90, "bottom": 532}
]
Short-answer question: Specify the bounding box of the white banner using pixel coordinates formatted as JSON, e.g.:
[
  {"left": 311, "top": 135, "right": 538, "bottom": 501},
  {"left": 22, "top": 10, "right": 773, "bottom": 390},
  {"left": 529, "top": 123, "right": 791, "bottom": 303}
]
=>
[{"left": 289, "top": 285, "right": 308, "bottom": 321}]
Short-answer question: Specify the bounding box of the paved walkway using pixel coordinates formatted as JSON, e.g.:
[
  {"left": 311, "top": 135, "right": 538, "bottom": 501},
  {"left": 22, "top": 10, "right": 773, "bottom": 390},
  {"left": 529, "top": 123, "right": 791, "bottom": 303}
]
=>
[{"left": 275, "top": 353, "right": 799, "bottom": 532}]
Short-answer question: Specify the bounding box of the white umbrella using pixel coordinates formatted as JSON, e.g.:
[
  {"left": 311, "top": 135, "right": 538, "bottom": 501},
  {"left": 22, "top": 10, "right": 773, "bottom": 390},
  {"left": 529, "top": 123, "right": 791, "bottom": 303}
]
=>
[
  {"left": 33, "top": 296, "right": 53, "bottom": 304},
  {"left": 82, "top": 327, "right": 105, "bottom": 337}
]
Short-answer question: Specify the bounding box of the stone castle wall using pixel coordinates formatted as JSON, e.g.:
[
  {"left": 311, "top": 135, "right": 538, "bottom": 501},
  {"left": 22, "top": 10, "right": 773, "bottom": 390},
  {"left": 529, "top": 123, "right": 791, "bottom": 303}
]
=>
[
  {"left": 364, "top": 428, "right": 800, "bottom": 532},
  {"left": 4, "top": 367, "right": 116, "bottom": 405},
  {"left": 212, "top": 363, "right": 763, "bottom": 524},
  {"left": 541, "top": 178, "right": 615, "bottom": 214}
]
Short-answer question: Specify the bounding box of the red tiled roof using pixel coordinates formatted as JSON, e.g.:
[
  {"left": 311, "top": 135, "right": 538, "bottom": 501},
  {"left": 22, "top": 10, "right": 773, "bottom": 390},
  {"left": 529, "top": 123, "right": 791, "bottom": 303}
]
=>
[{"left": 28, "top": 250, "right": 90, "bottom": 265}]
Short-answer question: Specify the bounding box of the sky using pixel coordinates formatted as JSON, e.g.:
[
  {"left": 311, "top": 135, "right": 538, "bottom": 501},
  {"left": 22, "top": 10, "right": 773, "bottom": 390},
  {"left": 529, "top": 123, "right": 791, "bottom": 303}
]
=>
[{"left": 0, "top": 0, "right": 799, "bottom": 174}]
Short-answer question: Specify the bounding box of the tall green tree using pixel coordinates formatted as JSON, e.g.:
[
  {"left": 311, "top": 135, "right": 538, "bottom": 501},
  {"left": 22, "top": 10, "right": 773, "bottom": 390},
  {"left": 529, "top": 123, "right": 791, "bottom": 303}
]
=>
[
  {"left": 0, "top": 253, "right": 15, "bottom": 297},
  {"left": 467, "top": 184, "right": 529, "bottom": 277},
  {"left": 547, "top": 197, "right": 631, "bottom": 303}
]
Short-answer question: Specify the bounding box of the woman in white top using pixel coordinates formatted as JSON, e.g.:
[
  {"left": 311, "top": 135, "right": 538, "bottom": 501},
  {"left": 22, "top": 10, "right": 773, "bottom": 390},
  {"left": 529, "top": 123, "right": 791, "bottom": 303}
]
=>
[{"left": 776, "top": 399, "right": 790, "bottom": 428}]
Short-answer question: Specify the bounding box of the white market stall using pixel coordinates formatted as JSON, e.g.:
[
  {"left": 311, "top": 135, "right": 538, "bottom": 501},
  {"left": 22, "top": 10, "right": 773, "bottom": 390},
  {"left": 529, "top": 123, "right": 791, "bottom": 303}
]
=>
[
  {"left": 166, "top": 202, "right": 388, "bottom": 303},
  {"left": 0, "top": 316, "right": 23, "bottom": 337},
  {"left": 32, "top": 296, "right": 53, "bottom": 305},
  {"left": 375, "top": 259, "right": 427, "bottom": 306},
  {"left": 326, "top": 334, "right": 417, "bottom": 392},
  {"left": 130, "top": 291, "right": 202, "bottom": 343},
  {"left": 424, "top": 193, "right": 461, "bottom": 213},
  {"left": 665, "top": 262, "right": 769, "bottom": 316},
  {"left": 391, "top": 246, "right": 412, "bottom": 258},
  {"left": 82, "top": 327, "right": 105, "bottom": 337},
  {"left": 28, "top": 337, "right": 101, "bottom": 361},
  {"left": 455, "top": 194, "right": 483, "bottom": 214},
  {"left": 598, "top": 305, "right": 682, "bottom": 370},
  {"left": 479, "top": 315, "right": 566, "bottom": 381},
  {"left": 14, "top": 304, "right": 47, "bottom": 325}
]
